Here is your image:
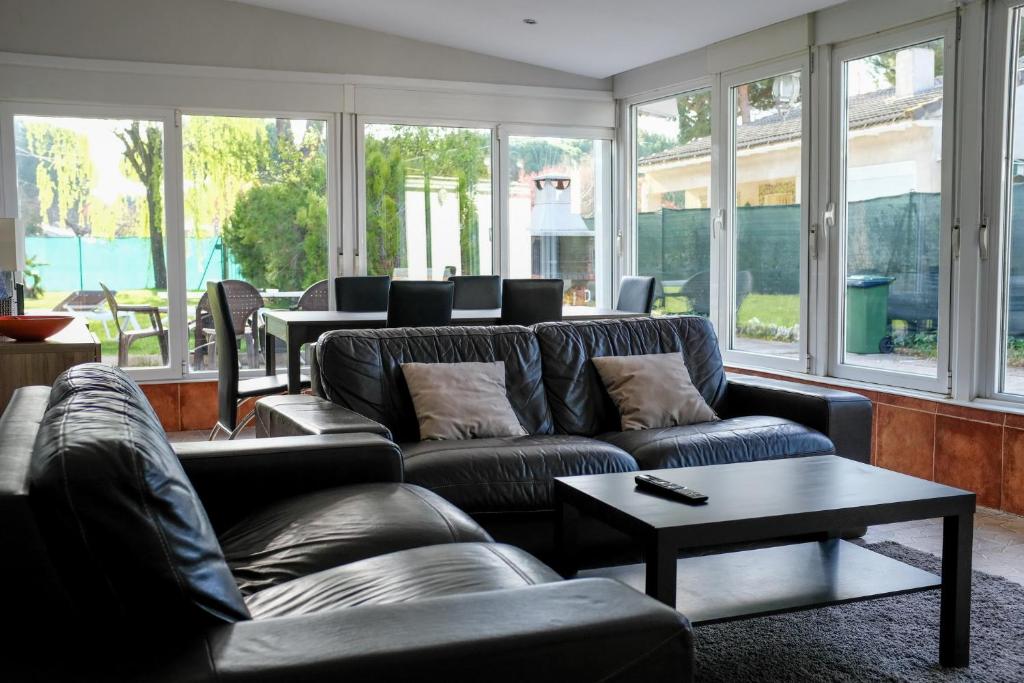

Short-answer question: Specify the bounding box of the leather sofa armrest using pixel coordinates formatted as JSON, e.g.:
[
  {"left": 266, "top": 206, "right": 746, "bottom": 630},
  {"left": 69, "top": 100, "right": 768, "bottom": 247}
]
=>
[
  {"left": 255, "top": 394, "right": 392, "bottom": 440},
  {"left": 160, "top": 579, "right": 693, "bottom": 683},
  {"left": 174, "top": 434, "right": 403, "bottom": 531},
  {"left": 724, "top": 375, "right": 873, "bottom": 463}
]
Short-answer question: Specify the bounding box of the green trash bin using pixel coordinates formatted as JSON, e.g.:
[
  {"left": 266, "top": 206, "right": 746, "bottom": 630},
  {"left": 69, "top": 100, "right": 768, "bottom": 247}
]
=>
[{"left": 846, "top": 275, "right": 895, "bottom": 354}]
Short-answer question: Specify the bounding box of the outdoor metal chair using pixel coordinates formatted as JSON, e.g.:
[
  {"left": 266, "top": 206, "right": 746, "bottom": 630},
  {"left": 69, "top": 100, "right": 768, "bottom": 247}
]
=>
[
  {"left": 191, "top": 280, "right": 264, "bottom": 370},
  {"left": 99, "top": 283, "right": 168, "bottom": 367}
]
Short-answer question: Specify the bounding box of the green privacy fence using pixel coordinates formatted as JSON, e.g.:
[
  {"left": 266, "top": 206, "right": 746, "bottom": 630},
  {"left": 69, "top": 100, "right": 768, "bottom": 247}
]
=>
[
  {"left": 638, "top": 191, "right": 944, "bottom": 298},
  {"left": 25, "top": 236, "right": 243, "bottom": 292}
]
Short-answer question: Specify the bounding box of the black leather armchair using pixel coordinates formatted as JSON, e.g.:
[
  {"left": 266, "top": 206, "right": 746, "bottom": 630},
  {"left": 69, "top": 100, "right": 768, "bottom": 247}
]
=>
[{"left": 2, "top": 364, "right": 693, "bottom": 682}]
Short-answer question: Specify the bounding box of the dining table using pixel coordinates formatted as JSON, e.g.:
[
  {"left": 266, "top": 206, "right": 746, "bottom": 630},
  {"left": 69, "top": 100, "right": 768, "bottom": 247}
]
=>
[{"left": 263, "top": 306, "right": 645, "bottom": 393}]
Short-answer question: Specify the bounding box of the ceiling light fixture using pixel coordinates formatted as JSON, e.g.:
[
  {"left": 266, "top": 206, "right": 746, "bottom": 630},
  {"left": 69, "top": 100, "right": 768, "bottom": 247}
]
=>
[{"left": 523, "top": 18, "right": 537, "bottom": 25}]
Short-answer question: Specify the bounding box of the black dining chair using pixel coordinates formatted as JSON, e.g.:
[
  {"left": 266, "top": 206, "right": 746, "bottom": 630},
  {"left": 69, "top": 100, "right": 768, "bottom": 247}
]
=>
[
  {"left": 386, "top": 281, "right": 454, "bottom": 328},
  {"left": 335, "top": 275, "right": 392, "bottom": 312},
  {"left": 500, "top": 279, "right": 564, "bottom": 326},
  {"left": 616, "top": 276, "right": 657, "bottom": 314},
  {"left": 207, "top": 281, "right": 306, "bottom": 440},
  {"left": 448, "top": 275, "right": 501, "bottom": 309}
]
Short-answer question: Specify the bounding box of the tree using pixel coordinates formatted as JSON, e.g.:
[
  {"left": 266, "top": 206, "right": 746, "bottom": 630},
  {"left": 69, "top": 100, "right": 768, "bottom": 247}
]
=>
[
  {"left": 222, "top": 121, "right": 328, "bottom": 290},
  {"left": 116, "top": 122, "right": 167, "bottom": 289},
  {"left": 23, "top": 122, "right": 94, "bottom": 235},
  {"left": 676, "top": 90, "right": 712, "bottom": 144}
]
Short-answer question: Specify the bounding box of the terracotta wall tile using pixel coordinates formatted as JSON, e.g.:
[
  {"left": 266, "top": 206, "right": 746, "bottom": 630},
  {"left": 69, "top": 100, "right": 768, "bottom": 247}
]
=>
[
  {"left": 873, "top": 392, "right": 938, "bottom": 413},
  {"left": 936, "top": 403, "right": 1006, "bottom": 426},
  {"left": 1003, "top": 429, "right": 1024, "bottom": 515},
  {"left": 874, "top": 404, "right": 935, "bottom": 480},
  {"left": 140, "top": 383, "right": 180, "bottom": 432},
  {"left": 934, "top": 415, "right": 1003, "bottom": 508},
  {"left": 179, "top": 381, "right": 218, "bottom": 431},
  {"left": 1003, "top": 412, "right": 1024, "bottom": 431}
]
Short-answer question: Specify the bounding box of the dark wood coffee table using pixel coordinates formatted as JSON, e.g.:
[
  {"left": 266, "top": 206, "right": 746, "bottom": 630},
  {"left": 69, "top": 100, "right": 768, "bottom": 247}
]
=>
[{"left": 554, "top": 455, "right": 976, "bottom": 667}]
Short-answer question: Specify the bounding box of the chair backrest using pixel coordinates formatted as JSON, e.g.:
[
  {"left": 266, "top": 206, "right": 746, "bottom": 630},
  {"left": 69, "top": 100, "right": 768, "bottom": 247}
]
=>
[
  {"left": 315, "top": 326, "right": 554, "bottom": 441},
  {"left": 387, "top": 280, "right": 454, "bottom": 328},
  {"left": 616, "top": 276, "right": 656, "bottom": 314},
  {"left": 449, "top": 275, "right": 501, "bottom": 309},
  {"left": 208, "top": 281, "right": 240, "bottom": 430},
  {"left": 334, "top": 275, "right": 391, "bottom": 312},
  {"left": 501, "top": 279, "right": 563, "bottom": 326},
  {"left": 296, "top": 279, "right": 328, "bottom": 311},
  {"left": 21, "top": 364, "right": 249, "bottom": 638},
  {"left": 533, "top": 317, "right": 729, "bottom": 436},
  {"left": 195, "top": 280, "right": 264, "bottom": 336},
  {"left": 99, "top": 282, "right": 126, "bottom": 334}
]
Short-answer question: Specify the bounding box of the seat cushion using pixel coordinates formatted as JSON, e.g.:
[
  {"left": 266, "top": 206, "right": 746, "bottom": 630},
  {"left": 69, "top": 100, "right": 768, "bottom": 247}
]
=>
[
  {"left": 220, "top": 483, "right": 492, "bottom": 595},
  {"left": 402, "top": 435, "right": 638, "bottom": 513},
  {"left": 245, "top": 543, "right": 561, "bottom": 619},
  {"left": 596, "top": 415, "right": 835, "bottom": 470},
  {"left": 29, "top": 364, "right": 250, "bottom": 632}
]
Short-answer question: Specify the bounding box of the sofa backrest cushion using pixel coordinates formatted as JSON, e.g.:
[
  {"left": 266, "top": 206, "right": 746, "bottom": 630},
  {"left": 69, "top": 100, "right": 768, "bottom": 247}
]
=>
[
  {"left": 29, "top": 364, "right": 250, "bottom": 634},
  {"left": 534, "top": 317, "right": 728, "bottom": 436},
  {"left": 316, "top": 325, "right": 554, "bottom": 442}
]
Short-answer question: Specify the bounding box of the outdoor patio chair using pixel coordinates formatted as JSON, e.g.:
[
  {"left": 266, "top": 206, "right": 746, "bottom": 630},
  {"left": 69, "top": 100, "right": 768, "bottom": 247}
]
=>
[
  {"left": 191, "top": 280, "right": 264, "bottom": 370},
  {"left": 293, "top": 279, "right": 329, "bottom": 311},
  {"left": 99, "top": 283, "right": 168, "bottom": 367},
  {"left": 52, "top": 289, "right": 136, "bottom": 340}
]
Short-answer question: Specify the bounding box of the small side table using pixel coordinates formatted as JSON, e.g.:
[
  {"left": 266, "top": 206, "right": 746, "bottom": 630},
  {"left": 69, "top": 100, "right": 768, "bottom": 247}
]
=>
[{"left": 0, "top": 318, "right": 101, "bottom": 413}]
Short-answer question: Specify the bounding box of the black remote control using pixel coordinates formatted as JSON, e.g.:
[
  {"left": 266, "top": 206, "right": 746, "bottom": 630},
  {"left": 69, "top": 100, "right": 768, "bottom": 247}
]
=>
[{"left": 634, "top": 474, "right": 709, "bottom": 504}]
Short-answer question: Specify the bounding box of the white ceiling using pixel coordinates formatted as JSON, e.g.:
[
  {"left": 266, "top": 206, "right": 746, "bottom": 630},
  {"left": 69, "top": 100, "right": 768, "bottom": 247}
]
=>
[{"left": 228, "top": 0, "right": 847, "bottom": 79}]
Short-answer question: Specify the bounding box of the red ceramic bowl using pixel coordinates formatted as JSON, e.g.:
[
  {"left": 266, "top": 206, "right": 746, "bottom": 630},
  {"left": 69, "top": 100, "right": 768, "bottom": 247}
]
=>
[{"left": 0, "top": 315, "right": 75, "bottom": 342}]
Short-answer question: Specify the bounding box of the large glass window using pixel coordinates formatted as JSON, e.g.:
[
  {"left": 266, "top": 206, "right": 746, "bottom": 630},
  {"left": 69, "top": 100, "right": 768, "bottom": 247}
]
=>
[
  {"left": 838, "top": 39, "right": 945, "bottom": 378},
  {"left": 1001, "top": 10, "right": 1024, "bottom": 395},
  {"left": 634, "top": 90, "right": 712, "bottom": 316},
  {"left": 729, "top": 70, "right": 804, "bottom": 359},
  {"left": 15, "top": 115, "right": 171, "bottom": 368},
  {"left": 507, "top": 135, "right": 610, "bottom": 307},
  {"left": 182, "top": 115, "right": 328, "bottom": 371},
  {"left": 362, "top": 124, "right": 492, "bottom": 280}
]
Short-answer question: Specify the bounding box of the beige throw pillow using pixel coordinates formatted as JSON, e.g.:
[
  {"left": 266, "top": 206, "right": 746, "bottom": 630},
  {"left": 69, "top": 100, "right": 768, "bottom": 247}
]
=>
[
  {"left": 591, "top": 352, "right": 718, "bottom": 431},
  {"left": 401, "top": 361, "right": 528, "bottom": 440}
]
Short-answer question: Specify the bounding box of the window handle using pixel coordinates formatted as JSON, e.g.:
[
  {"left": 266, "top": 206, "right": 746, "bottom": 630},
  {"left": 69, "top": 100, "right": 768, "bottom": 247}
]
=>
[
  {"left": 713, "top": 209, "right": 725, "bottom": 237},
  {"left": 822, "top": 202, "right": 835, "bottom": 243},
  {"left": 979, "top": 219, "right": 989, "bottom": 261}
]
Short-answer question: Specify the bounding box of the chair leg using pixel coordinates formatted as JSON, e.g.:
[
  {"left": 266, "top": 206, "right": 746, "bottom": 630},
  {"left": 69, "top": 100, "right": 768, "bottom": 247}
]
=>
[
  {"left": 228, "top": 406, "right": 257, "bottom": 440},
  {"left": 118, "top": 335, "right": 128, "bottom": 367},
  {"left": 158, "top": 330, "right": 169, "bottom": 365},
  {"left": 207, "top": 423, "right": 224, "bottom": 441}
]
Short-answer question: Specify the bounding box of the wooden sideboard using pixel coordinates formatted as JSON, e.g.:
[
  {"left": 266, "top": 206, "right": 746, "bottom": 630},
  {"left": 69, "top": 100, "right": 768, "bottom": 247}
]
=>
[{"left": 0, "top": 319, "right": 101, "bottom": 413}]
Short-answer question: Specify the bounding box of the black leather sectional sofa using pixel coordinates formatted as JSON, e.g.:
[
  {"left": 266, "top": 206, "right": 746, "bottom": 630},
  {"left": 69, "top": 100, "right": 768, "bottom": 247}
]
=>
[
  {"left": 259, "top": 316, "right": 873, "bottom": 556},
  {"left": 0, "top": 364, "right": 693, "bottom": 681}
]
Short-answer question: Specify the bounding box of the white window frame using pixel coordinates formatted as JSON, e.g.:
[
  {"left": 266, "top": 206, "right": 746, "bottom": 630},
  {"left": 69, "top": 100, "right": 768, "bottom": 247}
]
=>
[
  {"left": 497, "top": 124, "right": 616, "bottom": 308},
  {"left": 0, "top": 101, "right": 187, "bottom": 382},
  {"left": 980, "top": 0, "right": 1024, "bottom": 402},
  {"left": 625, "top": 79, "right": 719, "bottom": 323},
  {"left": 718, "top": 55, "right": 812, "bottom": 373},
  {"left": 825, "top": 18, "right": 957, "bottom": 394}
]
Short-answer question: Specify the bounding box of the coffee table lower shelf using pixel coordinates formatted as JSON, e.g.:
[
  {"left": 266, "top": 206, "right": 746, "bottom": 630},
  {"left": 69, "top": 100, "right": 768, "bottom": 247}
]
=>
[{"left": 578, "top": 539, "right": 941, "bottom": 625}]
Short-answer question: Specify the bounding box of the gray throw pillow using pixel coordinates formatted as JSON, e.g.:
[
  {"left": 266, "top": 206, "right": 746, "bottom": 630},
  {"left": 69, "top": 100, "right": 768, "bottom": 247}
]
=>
[
  {"left": 591, "top": 352, "right": 718, "bottom": 431},
  {"left": 401, "top": 361, "right": 528, "bottom": 440}
]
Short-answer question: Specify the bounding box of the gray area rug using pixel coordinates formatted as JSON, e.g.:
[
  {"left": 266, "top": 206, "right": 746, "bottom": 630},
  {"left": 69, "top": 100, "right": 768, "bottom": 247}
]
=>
[{"left": 694, "top": 541, "right": 1024, "bottom": 682}]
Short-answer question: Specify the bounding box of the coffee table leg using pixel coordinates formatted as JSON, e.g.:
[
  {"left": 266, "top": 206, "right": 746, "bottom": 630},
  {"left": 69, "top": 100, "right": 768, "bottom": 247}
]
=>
[
  {"left": 645, "top": 536, "right": 677, "bottom": 607},
  {"left": 555, "top": 501, "right": 579, "bottom": 578},
  {"left": 939, "top": 512, "right": 972, "bottom": 667}
]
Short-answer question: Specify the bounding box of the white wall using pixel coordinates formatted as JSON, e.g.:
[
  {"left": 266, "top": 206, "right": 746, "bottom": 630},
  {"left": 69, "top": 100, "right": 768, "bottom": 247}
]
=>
[
  {"left": 0, "top": 0, "right": 609, "bottom": 91},
  {"left": 612, "top": 0, "right": 956, "bottom": 99}
]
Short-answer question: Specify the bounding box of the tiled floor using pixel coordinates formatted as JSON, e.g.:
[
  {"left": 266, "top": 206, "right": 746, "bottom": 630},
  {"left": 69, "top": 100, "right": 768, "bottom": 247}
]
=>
[
  {"left": 168, "top": 428, "right": 1024, "bottom": 585},
  {"left": 860, "top": 507, "right": 1024, "bottom": 586}
]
